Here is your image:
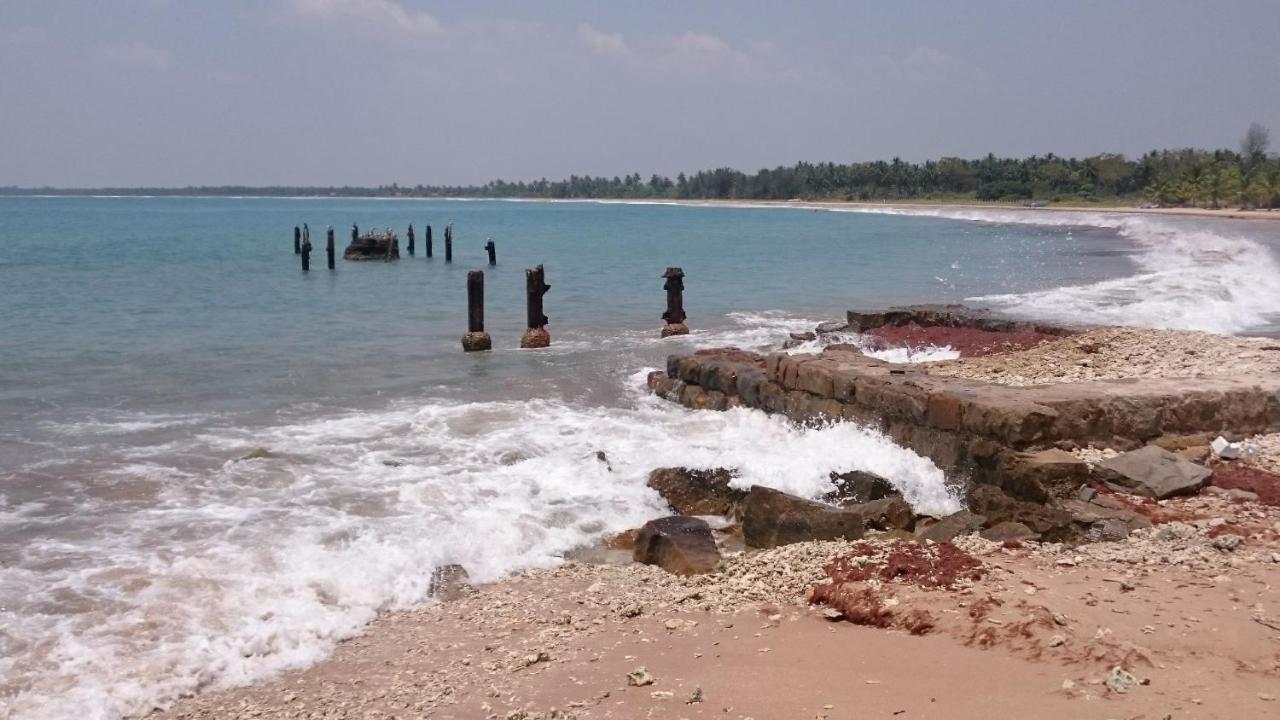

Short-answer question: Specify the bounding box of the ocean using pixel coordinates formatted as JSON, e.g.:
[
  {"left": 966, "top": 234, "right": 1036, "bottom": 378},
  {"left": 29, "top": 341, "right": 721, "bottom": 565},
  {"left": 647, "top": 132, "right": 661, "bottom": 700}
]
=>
[{"left": 2, "top": 197, "right": 1279, "bottom": 719}]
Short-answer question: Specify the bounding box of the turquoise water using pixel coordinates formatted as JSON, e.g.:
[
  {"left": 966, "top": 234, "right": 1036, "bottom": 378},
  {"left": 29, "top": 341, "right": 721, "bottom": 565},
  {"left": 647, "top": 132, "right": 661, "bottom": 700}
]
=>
[{"left": 1, "top": 196, "right": 1277, "bottom": 719}]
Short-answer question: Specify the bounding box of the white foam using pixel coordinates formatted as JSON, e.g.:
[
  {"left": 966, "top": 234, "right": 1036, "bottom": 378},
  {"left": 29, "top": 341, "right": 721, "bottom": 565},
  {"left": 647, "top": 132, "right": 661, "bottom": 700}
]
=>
[
  {"left": 578, "top": 199, "right": 1280, "bottom": 334},
  {"left": 0, "top": 372, "right": 956, "bottom": 720},
  {"left": 799, "top": 206, "right": 1280, "bottom": 335}
]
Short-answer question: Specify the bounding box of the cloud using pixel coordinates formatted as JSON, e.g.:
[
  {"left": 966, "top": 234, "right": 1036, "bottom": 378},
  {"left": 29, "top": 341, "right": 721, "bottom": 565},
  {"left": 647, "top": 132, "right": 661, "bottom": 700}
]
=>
[
  {"left": 95, "top": 42, "right": 172, "bottom": 70},
  {"left": 291, "top": 0, "right": 441, "bottom": 36},
  {"left": 879, "top": 46, "right": 991, "bottom": 89},
  {"left": 577, "top": 23, "right": 630, "bottom": 59}
]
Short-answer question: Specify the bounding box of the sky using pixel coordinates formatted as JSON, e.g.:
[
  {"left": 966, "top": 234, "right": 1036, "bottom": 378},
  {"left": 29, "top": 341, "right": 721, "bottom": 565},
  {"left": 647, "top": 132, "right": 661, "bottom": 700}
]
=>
[{"left": 1, "top": 0, "right": 1278, "bottom": 187}]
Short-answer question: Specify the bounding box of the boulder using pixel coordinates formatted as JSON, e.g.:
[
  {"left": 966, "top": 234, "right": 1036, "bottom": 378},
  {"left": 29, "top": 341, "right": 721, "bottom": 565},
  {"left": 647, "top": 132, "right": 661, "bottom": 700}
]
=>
[
  {"left": 915, "top": 510, "right": 986, "bottom": 543},
  {"left": 742, "top": 486, "right": 864, "bottom": 549},
  {"left": 966, "top": 484, "right": 1075, "bottom": 541},
  {"left": 845, "top": 497, "right": 915, "bottom": 531},
  {"left": 1096, "top": 446, "right": 1212, "bottom": 499},
  {"left": 632, "top": 516, "right": 721, "bottom": 575},
  {"left": 980, "top": 521, "right": 1037, "bottom": 543},
  {"left": 428, "top": 564, "right": 472, "bottom": 601},
  {"left": 647, "top": 467, "right": 746, "bottom": 516},
  {"left": 824, "top": 470, "right": 898, "bottom": 505},
  {"left": 1059, "top": 498, "right": 1152, "bottom": 542}
]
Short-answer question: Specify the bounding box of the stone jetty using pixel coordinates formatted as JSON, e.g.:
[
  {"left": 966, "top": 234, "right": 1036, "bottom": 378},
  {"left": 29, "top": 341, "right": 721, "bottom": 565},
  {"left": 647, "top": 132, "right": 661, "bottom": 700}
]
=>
[{"left": 647, "top": 307, "right": 1280, "bottom": 503}]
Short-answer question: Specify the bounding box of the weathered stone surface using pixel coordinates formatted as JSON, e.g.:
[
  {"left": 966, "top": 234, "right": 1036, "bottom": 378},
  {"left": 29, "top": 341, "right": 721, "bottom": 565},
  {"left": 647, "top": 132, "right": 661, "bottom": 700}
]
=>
[
  {"left": 344, "top": 230, "right": 400, "bottom": 261},
  {"left": 633, "top": 516, "right": 721, "bottom": 575},
  {"left": 966, "top": 484, "right": 1074, "bottom": 541},
  {"left": 824, "top": 470, "right": 898, "bottom": 505},
  {"left": 519, "top": 327, "right": 550, "bottom": 348},
  {"left": 993, "top": 449, "right": 1091, "bottom": 503},
  {"left": 1096, "top": 446, "right": 1212, "bottom": 499},
  {"left": 915, "top": 510, "right": 987, "bottom": 543},
  {"left": 846, "top": 306, "right": 1075, "bottom": 337},
  {"left": 980, "top": 521, "right": 1037, "bottom": 543},
  {"left": 428, "top": 564, "right": 472, "bottom": 601},
  {"left": 660, "top": 323, "right": 690, "bottom": 337},
  {"left": 648, "top": 314, "right": 1280, "bottom": 508},
  {"left": 1059, "top": 498, "right": 1152, "bottom": 541},
  {"left": 845, "top": 497, "right": 915, "bottom": 531},
  {"left": 742, "top": 486, "right": 864, "bottom": 549},
  {"left": 461, "top": 331, "right": 492, "bottom": 352},
  {"left": 647, "top": 467, "right": 746, "bottom": 516}
]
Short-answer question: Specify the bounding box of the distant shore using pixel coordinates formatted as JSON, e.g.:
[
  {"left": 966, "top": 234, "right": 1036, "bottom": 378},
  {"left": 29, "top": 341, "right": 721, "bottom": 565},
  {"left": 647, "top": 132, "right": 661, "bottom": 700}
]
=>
[
  {"left": 649, "top": 198, "right": 1280, "bottom": 223},
  {"left": 7, "top": 192, "right": 1280, "bottom": 222}
]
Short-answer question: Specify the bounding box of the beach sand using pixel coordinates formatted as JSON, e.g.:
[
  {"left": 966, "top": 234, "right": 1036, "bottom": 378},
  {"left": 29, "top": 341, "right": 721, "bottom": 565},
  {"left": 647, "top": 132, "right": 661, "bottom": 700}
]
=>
[{"left": 157, "top": 491, "right": 1280, "bottom": 720}]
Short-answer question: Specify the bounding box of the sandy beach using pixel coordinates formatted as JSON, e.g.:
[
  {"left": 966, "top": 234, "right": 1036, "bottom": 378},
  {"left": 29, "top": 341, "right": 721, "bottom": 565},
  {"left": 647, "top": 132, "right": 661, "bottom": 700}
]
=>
[{"left": 158, "top": 497, "right": 1280, "bottom": 720}]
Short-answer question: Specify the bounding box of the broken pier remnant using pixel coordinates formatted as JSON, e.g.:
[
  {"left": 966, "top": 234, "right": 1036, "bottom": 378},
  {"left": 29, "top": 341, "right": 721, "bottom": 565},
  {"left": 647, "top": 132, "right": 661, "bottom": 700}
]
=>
[
  {"left": 407, "top": 224, "right": 415, "bottom": 256},
  {"left": 461, "top": 270, "right": 492, "bottom": 352},
  {"left": 520, "top": 264, "right": 551, "bottom": 349},
  {"left": 343, "top": 229, "right": 401, "bottom": 261},
  {"left": 325, "top": 226, "right": 335, "bottom": 270},
  {"left": 661, "top": 267, "right": 689, "bottom": 337},
  {"left": 485, "top": 238, "right": 496, "bottom": 266},
  {"left": 445, "top": 224, "right": 453, "bottom": 263}
]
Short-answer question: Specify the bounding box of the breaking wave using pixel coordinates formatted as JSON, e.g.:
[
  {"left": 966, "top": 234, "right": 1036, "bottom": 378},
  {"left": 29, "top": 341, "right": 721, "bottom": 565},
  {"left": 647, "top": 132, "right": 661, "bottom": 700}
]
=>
[
  {"left": 0, "top": 372, "right": 956, "bottom": 720},
  {"left": 799, "top": 205, "right": 1280, "bottom": 335}
]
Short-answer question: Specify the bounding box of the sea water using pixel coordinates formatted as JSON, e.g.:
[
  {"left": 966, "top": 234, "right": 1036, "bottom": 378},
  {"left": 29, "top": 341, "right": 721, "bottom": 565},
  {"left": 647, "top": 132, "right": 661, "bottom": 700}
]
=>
[{"left": 2, "top": 197, "right": 1278, "bottom": 719}]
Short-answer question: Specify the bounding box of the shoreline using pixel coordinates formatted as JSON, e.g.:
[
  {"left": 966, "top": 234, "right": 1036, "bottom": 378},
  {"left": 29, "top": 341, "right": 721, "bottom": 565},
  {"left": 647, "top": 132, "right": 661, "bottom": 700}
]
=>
[
  {"left": 158, "top": 507, "right": 1280, "bottom": 720},
  {"left": 10, "top": 192, "right": 1280, "bottom": 222}
]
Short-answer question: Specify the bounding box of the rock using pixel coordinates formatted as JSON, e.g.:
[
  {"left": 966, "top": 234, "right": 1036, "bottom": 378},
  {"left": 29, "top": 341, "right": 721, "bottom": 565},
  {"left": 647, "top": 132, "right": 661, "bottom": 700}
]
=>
[
  {"left": 632, "top": 516, "right": 721, "bottom": 575},
  {"left": 1210, "top": 435, "right": 1241, "bottom": 459},
  {"left": 647, "top": 467, "right": 746, "bottom": 516},
  {"left": 1203, "top": 485, "right": 1259, "bottom": 501},
  {"left": 742, "top": 486, "right": 864, "bottom": 549},
  {"left": 428, "top": 564, "right": 472, "bottom": 601},
  {"left": 816, "top": 321, "right": 850, "bottom": 335},
  {"left": 781, "top": 331, "right": 816, "bottom": 349},
  {"left": 980, "top": 521, "right": 1038, "bottom": 543},
  {"left": 660, "top": 323, "right": 690, "bottom": 338},
  {"left": 845, "top": 497, "right": 915, "bottom": 531},
  {"left": 915, "top": 510, "right": 987, "bottom": 543},
  {"left": 824, "top": 470, "right": 898, "bottom": 505},
  {"left": 1211, "top": 534, "right": 1244, "bottom": 551},
  {"left": 1060, "top": 499, "right": 1151, "bottom": 542},
  {"left": 1076, "top": 485, "right": 1096, "bottom": 502},
  {"left": 966, "top": 485, "right": 1074, "bottom": 541},
  {"left": 626, "top": 667, "right": 654, "bottom": 687},
  {"left": 593, "top": 450, "right": 613, "bottom": 471},
  {"left": 1096, "top": 446, "right": 1211, "bottom": 499},
  {"left": 1104, "top": 666, "right": 1137, "bottom": 694}
]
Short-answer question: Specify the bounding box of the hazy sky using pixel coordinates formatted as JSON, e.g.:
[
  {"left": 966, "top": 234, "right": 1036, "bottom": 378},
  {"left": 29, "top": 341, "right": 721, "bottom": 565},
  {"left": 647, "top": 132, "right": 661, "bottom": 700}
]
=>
[{"left": 2, "top": 0, "right": 1278, "bottom": 187}]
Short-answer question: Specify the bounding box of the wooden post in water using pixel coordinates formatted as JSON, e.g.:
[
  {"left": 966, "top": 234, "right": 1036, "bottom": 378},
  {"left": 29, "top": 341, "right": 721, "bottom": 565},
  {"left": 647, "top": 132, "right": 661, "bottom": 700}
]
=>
[
  {"left": 520, "top": 264, "right": 551, "bottom": 348},
  {"left": 461, "top": 270, "right": 492, "bottom": 351},
  {"left": 407, "top": 224, "right": 415, "bottom": 256},
  {"left": 294, "top": 226, "right": 301, "bottom": 254},
  {"left": 326, "top": 226, "right": 335, "bottom": 269},
  {"left": 661, "top": 267, "right": 689, "bottom": 337},
  {"left": 301, "top": 232, "right": 312, "bottom": 272},
  {"left": 484, "top": 238, "right": 496, "bottom": 266},
  {"left": 444, "top": 224, "right": 453, "bottom": 263},
  {"left": 351, "top": 224, "right": 358, "bottom": 246},
  {"left": 425, "top": 225, "right": 433, "bottom": 258}
]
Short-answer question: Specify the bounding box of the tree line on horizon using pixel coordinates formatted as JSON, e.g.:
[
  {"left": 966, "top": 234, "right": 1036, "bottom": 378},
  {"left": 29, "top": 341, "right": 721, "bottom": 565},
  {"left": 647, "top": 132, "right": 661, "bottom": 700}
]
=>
[{"left": 5, "top": 124, "right": 1275, "bottom": 209}]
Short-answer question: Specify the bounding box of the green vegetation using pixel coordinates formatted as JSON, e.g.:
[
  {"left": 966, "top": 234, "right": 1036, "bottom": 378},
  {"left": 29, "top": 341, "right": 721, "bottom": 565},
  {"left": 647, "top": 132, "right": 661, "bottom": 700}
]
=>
[{"left": 5, "top": 124, "right": 1276, "bottom": 209}]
